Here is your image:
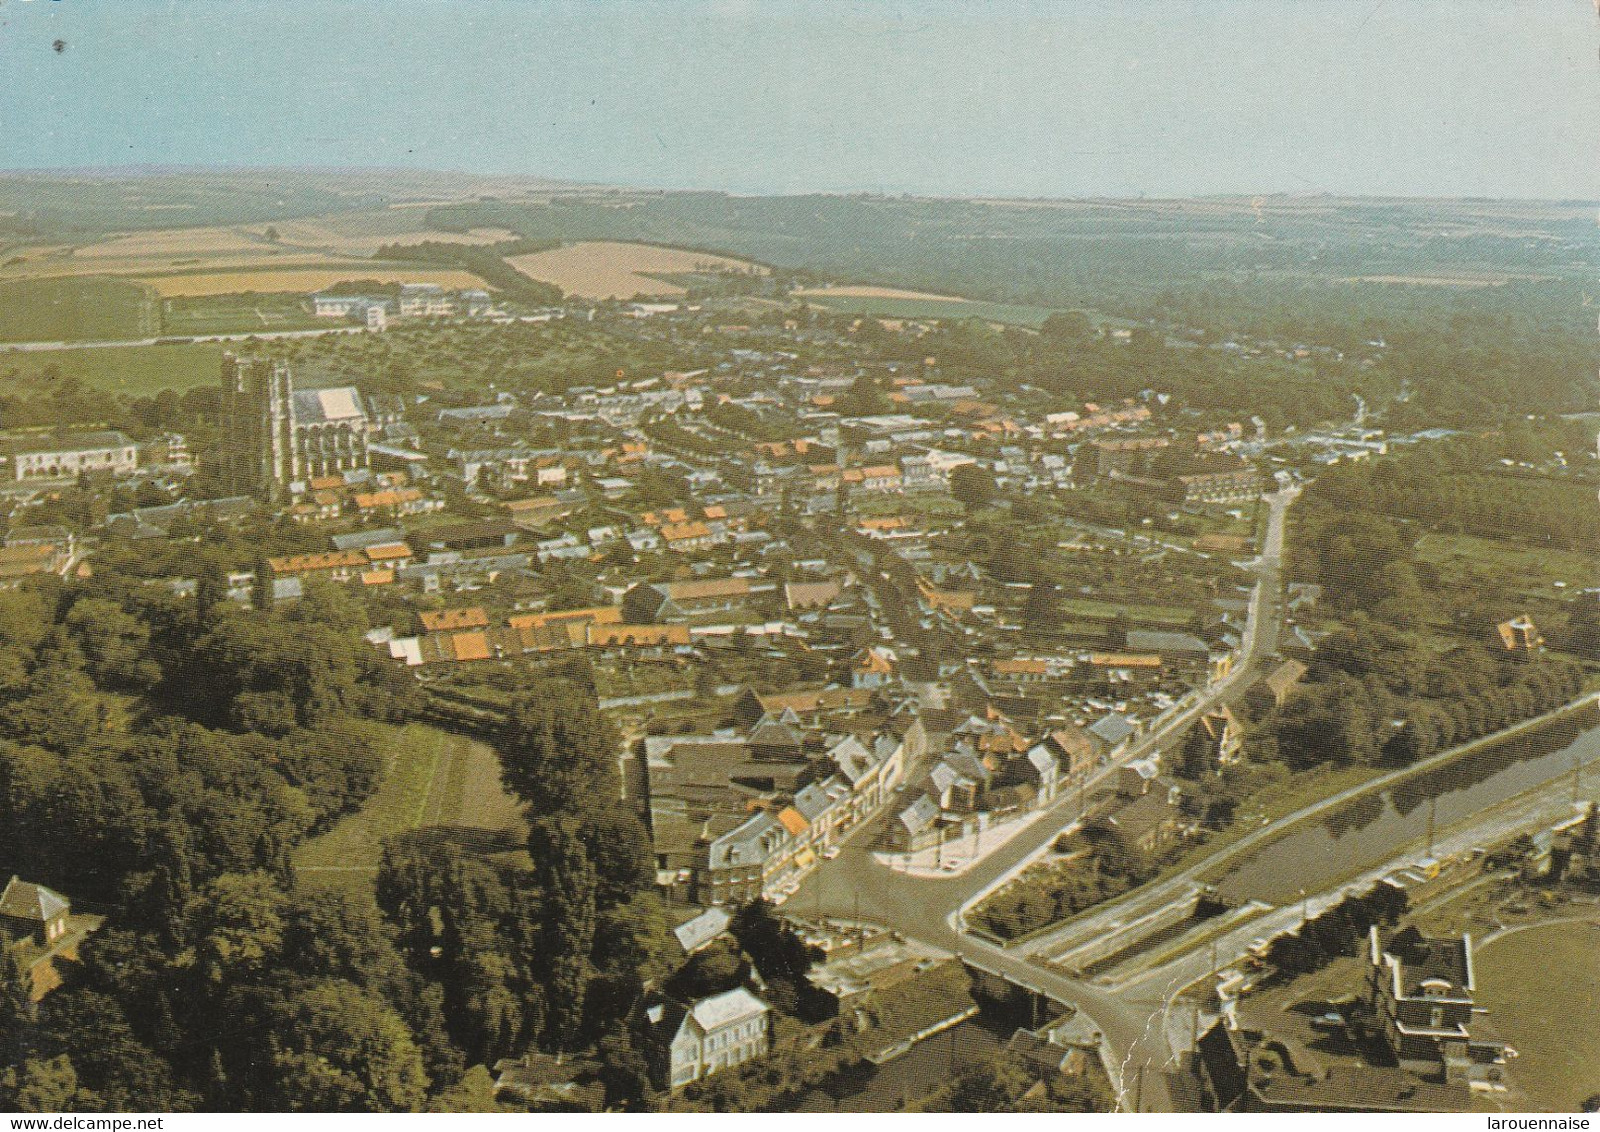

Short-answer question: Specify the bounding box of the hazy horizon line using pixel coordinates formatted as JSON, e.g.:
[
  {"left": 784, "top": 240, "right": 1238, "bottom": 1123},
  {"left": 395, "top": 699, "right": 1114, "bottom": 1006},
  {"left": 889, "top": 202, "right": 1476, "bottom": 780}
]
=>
[{"left": 2, "top": 163, "right": 1596, "bottom": 208}]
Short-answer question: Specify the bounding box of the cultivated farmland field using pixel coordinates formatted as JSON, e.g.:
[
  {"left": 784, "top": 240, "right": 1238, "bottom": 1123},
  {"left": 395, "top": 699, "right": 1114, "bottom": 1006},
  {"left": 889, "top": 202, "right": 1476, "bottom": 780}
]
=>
[
  {"left": 294, "top": 722, "right": 526, "bottom": 896},
  {"left": 1, "top": 251, "right": 366, "bottom": 284},
  {"left": 507, "top": 240, "right": 766, "bottom": 299},
  {"left": 65, "top": 225, "right": 274, "bottom": 261},
  {"left": 241, "top": 210, "right": 518, "bottom": 255},
  {"left": 0, "top": 209, "right": 515, "bottom": 290}
]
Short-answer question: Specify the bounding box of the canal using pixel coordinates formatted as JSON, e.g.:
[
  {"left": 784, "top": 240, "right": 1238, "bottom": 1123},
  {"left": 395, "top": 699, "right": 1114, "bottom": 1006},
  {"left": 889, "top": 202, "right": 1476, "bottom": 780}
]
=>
[{"left": 1215, "top": 701, "right": 1600, "bottom": 905}]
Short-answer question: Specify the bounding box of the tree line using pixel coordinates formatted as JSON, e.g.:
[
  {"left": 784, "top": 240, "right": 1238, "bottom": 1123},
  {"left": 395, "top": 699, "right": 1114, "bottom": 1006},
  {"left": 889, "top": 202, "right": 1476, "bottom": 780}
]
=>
[{"left": 0, "top": 574, "right": 424, "bottom": 1110}]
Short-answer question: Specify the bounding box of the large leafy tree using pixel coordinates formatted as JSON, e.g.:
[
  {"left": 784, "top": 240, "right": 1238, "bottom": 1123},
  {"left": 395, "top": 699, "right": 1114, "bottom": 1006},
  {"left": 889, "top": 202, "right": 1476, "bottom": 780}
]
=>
[
  {"left": 267, "top": 979, "right": 429, "bottom": 1113},
  {"left": 186, "top": 872, "right": 287, "bottom": 986},
  {"left": 529, "top": 817, "right": 597, "bottom": 1050},
  {"left": 498, "top": 677, "right": 621, "bottom": 816}
]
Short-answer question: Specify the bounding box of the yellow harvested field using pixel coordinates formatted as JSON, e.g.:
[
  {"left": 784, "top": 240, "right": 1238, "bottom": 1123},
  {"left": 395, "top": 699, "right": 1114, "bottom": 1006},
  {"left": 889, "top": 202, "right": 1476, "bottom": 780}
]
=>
[
  {"left": 135, "top": 266, "right": 489, "bottom": 297},
  {"left": 793, "top": 285, "right": 971, "bottom": 302},
  {"left": 507, "top": 241, "right": 765, "bottom": 299},
  {"left": 0, "top": 253, "right": 352, "bottom": 284},
  {"left": 241, "top": 211, "right": 519, "bottom": 256},
  {"left": 70, "top": 226, "right": 268, "bottom": 260}
]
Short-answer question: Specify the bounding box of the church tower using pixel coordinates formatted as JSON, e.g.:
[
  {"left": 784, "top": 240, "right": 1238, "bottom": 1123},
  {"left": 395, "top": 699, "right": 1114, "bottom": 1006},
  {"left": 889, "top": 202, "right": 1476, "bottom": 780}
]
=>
[{"left": 220, "top": 354, "right": 298, "bottom": 501}]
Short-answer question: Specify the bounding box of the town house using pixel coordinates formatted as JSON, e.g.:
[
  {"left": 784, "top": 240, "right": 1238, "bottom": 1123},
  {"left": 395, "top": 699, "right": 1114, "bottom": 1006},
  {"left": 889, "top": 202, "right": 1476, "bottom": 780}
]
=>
[{"left": 641, "top": 987, "right": 771, "bottom": 1090}]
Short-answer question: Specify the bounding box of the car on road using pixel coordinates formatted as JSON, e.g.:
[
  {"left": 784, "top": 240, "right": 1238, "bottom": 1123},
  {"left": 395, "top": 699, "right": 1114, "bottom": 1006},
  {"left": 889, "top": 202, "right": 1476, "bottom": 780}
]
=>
[
  {"left": 822, "top": 847, "right": 840, "bottom": 860},
  {"left": 940, "top": 860, "right": 960, "bottom": 871}
]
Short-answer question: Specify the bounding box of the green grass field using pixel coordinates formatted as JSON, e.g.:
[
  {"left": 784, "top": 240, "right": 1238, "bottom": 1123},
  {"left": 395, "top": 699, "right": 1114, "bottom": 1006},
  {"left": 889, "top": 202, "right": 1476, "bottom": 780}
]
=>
[
  {"left": 1414, "top": 533, "right": 1593, "bottom": 599},
  {"left": 0, "top": 341, "right": 227, "bottom": 397},
  {"left": 160, "top": 292, "right": 326, "bottom": 336},
  {"left": 0, "top": 276, "right": 156, "bottom": 342},
  {"left": 294, "top": 722, "right": 525, "bottom": 894},
  {"left": 1476, "top": 920, "right": 1600, "bottom": 1112}
]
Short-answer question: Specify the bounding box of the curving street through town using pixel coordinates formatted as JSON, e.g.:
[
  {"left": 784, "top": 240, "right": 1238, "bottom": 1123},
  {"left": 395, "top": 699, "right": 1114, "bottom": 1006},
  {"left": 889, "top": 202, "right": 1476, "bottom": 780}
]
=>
[{"left": 792, "top": 487, "right": 1299, "bottom": 1111}]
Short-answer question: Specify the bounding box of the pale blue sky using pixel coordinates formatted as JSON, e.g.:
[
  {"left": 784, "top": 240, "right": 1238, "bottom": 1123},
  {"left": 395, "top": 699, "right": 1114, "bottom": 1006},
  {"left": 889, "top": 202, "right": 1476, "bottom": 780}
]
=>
[{"left": 2, "top": 0, "right": 1595, "bottom": 199}]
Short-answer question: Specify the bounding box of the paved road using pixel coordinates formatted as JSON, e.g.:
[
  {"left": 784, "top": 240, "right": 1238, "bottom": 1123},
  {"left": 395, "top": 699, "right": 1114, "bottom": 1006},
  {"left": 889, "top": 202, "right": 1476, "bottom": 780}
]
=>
[{"left": 793, "top": 488, "right": 1299, "bottom": 1111}]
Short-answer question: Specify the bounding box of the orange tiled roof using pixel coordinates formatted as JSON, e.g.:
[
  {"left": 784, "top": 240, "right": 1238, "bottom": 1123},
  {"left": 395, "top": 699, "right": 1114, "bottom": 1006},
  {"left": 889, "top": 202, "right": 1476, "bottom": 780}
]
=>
[
  {"left": 661, "top": 521, "right": 711, "bottom": 543},
  {"left": 267, "top": 550, "right": 367, "bottom": 574},
  {"left": 506, "top": 606, "right": 622, "bottom": 631},
  {"left": 353, "top": 488, "right": 423, "bottom": 509},
  {"left": 448, "top": 631, "right": 492, "bottom": 662},
  {"left": 992, "top": 658, "right": 1048, "bottom": 675},
  {"left": 776, "top": 807, "right": 809, "bottom": 836},
  {"left": 661, "top": 577, "right": 750, "bottom": 600},
  {"left": 1088, "top": 653, "right": 1163, "bottom": 668},
  {"left": 586, "top": 624, "right": 691, "bottom": 648},
  {"left": 364, "top": 542, "right": 413, "bottom": 562},
  {"left": 420, "top": 607, "right": 490, "bottom": 633}
]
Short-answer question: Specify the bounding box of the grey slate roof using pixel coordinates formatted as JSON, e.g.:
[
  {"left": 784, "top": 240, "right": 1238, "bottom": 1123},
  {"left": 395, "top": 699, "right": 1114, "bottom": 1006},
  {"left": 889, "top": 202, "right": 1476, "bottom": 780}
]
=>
[
  {"left": 928, "top": 761, "right": 960, "bottom": 794},
  {"left": 792, "top": 780, "right": 839, "bottom": 822},
  {"left": 707, "top": 811, "right": 787, "bottom": 870},
  {"left": 0, "top": 875, "right": 68, "bottom": 922},
  {"left": 1089, "top": 712, "right": 1138, "bottom": 747},
  {"left": 828, "top": 735, "right": 875, "bottom": 785},
  {"left": 748, "top": 717, "right": 805, "bottom": 752},
  {"left": 672, "top": 906, "right": 732, "bottom": 954},
  {"left": 1022, "top": 745, "right": 1057, "bottom": 775},
  {"left": 897, "top": 794, "right": 940, "bottom": 835},
  {"left": 1126, "top": 630, "right": 1211, "bottom": 656},
  {"left": 331, "top": 528, "right": 407, "bottom": 551},
  {"left": 688, "top": 986, "right": 769, "bottom": 1032}
]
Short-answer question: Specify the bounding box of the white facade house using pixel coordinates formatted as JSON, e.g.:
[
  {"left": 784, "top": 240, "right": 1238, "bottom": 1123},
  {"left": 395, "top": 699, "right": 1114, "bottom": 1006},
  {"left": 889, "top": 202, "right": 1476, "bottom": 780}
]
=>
[
  {"left": 657, "top": 988, "right": 771, "bottom": 1089},
  {"left": 399, "top": 283, "right": 455, "bottom": 318}
]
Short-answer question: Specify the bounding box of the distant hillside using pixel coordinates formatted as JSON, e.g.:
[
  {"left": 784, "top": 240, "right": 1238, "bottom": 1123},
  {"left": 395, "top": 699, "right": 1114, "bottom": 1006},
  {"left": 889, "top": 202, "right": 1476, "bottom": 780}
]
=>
[{"left": 0, "top": 167, "right": 592, "bottom": 239}]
